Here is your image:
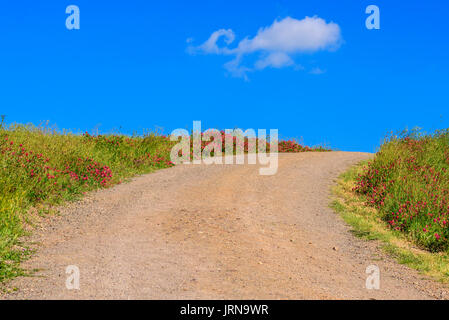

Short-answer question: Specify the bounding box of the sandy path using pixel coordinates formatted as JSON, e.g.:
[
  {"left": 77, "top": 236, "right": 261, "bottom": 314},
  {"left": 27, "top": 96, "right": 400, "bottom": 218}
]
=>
[{"left": 3, "top": 152, "right": 448, "bottom": 299}]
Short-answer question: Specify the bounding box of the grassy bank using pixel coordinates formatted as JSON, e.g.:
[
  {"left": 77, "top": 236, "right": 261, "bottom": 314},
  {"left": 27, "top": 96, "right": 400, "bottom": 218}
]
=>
[
  {"left": 332, "top": 129, "right": 449, "bottom": 282},
  {"left": 0, "top": 122, "right": 176, "bottom": 282}
]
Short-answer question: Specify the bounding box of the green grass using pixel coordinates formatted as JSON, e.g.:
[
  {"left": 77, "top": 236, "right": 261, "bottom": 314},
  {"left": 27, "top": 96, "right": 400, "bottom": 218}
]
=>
[
  {"left": 353, "top": 129, "right": 449, "bottom": 252},
  {"left": 331, "top": 159, "right": 449, "bottom": 283},
  {"left": 0, "top": 121, "right": 176, "bottom": 282}
]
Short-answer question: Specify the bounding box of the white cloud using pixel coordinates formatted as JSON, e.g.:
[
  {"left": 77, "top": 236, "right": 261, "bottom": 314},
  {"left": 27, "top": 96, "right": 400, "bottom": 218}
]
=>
[
  {"left": 254, "top": 52, "right": 294, "bottom": 70},
  {"left": 190, "top": 29, "right": 235, "bottom": 54},
  {"left": 188, "top": 16, "right": 342, "bottom": 78},
  {"left": 232, "top": 16, "right": 341, "bottom": 54}
]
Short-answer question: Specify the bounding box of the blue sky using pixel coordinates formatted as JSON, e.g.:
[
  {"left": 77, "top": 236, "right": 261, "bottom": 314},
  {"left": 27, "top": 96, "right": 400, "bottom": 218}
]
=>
[{"left": 1, "top": 0, "right": 448, "bottom": 152}]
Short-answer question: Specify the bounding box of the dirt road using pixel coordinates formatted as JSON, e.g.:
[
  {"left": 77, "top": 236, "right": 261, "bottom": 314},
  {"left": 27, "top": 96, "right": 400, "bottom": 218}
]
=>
[{"left": 4, "top": 152, "right": 448, "bottom": 299}]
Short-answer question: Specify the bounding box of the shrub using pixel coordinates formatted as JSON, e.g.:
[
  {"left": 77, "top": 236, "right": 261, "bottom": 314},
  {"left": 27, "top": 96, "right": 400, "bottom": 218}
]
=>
[{"left": 354, "top": 128, "right": 449, "bottom": 252}]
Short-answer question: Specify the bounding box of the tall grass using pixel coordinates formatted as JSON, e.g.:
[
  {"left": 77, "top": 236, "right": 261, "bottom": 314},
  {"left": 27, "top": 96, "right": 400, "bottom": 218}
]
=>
[
  {"left": 0, "top": 121, "right": 175, "bottom": 282},
  {"left": 354, "top": 128, "right": 449, "bottom": 252}
]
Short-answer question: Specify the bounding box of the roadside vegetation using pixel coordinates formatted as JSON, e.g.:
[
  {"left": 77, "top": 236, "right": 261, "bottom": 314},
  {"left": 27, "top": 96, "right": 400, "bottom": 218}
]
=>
[
  {"left": 0, "top": 121, "right": 175, "bottom": 282},
  {"left": 0, "top": 119, "right": 327, "bottom": 283},
  {"left": 277, "top": 139, "right": 329, "bottom": 152},
  {"left": 184, "top": 131, "right": 329, "bottom": 155},
  {"left": 332, "top": 128, "right": 449, "bottom": 282}
]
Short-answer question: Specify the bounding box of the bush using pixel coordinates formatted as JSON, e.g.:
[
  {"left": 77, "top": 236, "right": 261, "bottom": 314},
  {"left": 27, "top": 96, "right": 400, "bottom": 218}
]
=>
[{"left": 354, "top": 128, "right": 449, "bottom": 252}]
